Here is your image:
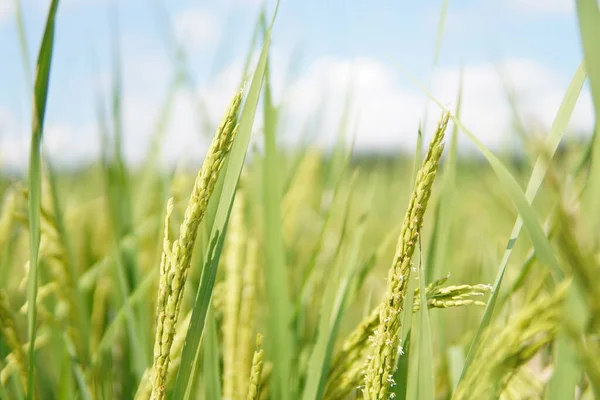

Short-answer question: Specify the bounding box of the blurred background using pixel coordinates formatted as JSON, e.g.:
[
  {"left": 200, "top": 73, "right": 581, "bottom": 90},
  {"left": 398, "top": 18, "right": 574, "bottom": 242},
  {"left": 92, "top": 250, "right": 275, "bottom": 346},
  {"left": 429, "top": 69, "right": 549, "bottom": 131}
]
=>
[{"left": 0, "top": 0, "right": 594, "bottom": 170}]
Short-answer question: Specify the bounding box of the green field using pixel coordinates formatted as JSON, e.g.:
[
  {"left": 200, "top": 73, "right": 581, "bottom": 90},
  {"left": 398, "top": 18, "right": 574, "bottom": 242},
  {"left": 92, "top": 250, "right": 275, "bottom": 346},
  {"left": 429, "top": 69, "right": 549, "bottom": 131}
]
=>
[{"left": 1, "top": 1, "right": 600, "bottom": 399}]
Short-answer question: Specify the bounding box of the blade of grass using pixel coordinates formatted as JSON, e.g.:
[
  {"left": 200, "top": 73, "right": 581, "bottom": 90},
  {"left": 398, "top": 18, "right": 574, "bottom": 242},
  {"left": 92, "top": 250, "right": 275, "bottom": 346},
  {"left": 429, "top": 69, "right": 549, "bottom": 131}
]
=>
[
  {"left": 416, "top": 245, "right": 434, "bottom": 400},
  {"left": 317, "top": 69, "right": 354, "bottom": 189},
  {"left": 96, "top": 96, "right": 148, "bottom": 380},
  {"left": 395, "top": 61, "right": 587, "bottom": 386},
  {"left": 393, "top": 329, "right": 412, "bottom": 400},
  {"left": 576, "top": 0, "right": 600, "bottom": 235},
  {"left": 46, "top": 161, "right": 90, "bottom": 362},
  {"left": 302, "top": 220, "right": 367, "bottom": 400},
  {"left": 92, "top": 270, "right": 157, "bottom": 361},
  {"left": 421, "top": 0, "right": 448, "bottom": 134},
  {"left": 59, "top": 353, "right": 74, "bottom": 400},
  {"left": 393, "top": 130, "right": 425, "bottom": 399},
  {"left": 63, "top": 333, "right": 93, "bottom": 400},
  {"left": 172, "top": 4, "right": 280, "bottom": 396},
  {"left": 97, "top": 11, "right": 151, "bottom": 381},
  {"left": 296, "top": 140, "right": 353, "bottom": 306},
  {"left": 14, "top": 0, "right": 32, "bottom": 85},
  {"left": 425, "top": 65, "right": 462, "bottom": 285},
  {"left": 302, "top": 173, "right": 368, "bottom": 400},
  {"left": 424, "top": 68, "right": 463, "bottom": 393},
  {"left": 175, "top": 226, "right": 229, "bottom": 400},
  {"left": 107, "top": 11, "right": 140, "bottom": 295},
  {"left": 26, "top": 1, "right": 59, "bottom": 398},
  {"left": 262, "top": 50, "right": 295, "bottom": 400},
  {"left": 497, "top": 64, "right": 535, "bottom": 162},
  {"left": 405, "top": 256, "right": 421, "bottom": 400},
  {"left": 240, "top": 7, "right": 265, "bottom": 85},
  {"left": 202, "top": 308, "right": 221, "bottom": 400},
  {"left": 548, "top": 334, "right": 580, "bottom": 400},
  {"left": 110, "top": 246, "right": 147, "bottom": 380}
]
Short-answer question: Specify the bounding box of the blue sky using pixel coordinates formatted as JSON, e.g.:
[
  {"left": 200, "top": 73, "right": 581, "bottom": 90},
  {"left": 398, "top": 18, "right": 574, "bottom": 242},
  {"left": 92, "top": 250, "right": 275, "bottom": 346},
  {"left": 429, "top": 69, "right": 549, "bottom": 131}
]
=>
[{"left": 0, "top": 0, "right": 594, "bottom": 168}]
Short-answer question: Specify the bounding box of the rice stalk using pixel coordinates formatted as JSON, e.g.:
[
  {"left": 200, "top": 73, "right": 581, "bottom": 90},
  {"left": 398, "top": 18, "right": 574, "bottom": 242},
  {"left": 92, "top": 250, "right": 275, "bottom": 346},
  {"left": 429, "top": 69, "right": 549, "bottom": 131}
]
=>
[
  {"left": 362, "top": 112, "right": 449, "bottom": 399},
  {"left": 223, "top": 192, "right": 246, "bottom": 400},
  {"left": 282, "top": 149, "right": 322, "bottom": 245},
  {"left": 90, "top": 278, "right": 112, "bottom": 352},
  {"left": 149, "top": 89, "right": 242, "bottom": 399},
  {"left": 236, "top": 237, "right": 260, "bottom": 396},
  {"left": 18, "top": 282, "right": 58, "bottom": 314}
]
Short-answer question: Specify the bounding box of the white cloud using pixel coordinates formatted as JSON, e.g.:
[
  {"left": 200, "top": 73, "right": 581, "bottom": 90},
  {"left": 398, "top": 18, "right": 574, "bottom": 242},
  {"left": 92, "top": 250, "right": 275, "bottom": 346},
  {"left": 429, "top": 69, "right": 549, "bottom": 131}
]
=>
[
  {"left": 508, "top": 0, "right": 574, "bottom": 14},
  {"left": 174, "top": 9, "right": 221, "bottom": 50},
  {"left": 282, "top": 58, "right": 424, "bottom": 150},
  {"left": 0, "top": 107, "right": 101, "bottom": 170},
  {"left": 0, "top": 2, "right": 14, "bottom": 24},
  {"left": 279, "top": 57, "right": 593, "bottom": 153},
  {"left": 45, "top": 123, "right": 100, "bottom": 165},
  {"left": 0, "top": 107, "right": 27, "bottom": 170},
  {"left": 1, "top": 55, "right": 593, "bottom": 170}
]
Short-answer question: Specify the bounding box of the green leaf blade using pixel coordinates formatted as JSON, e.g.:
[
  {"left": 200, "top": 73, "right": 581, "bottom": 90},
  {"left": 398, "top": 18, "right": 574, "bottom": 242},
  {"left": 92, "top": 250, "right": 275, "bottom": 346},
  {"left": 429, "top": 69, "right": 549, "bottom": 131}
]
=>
[{"left": 26, "top": 1, "right": 60, "bottom": 397}]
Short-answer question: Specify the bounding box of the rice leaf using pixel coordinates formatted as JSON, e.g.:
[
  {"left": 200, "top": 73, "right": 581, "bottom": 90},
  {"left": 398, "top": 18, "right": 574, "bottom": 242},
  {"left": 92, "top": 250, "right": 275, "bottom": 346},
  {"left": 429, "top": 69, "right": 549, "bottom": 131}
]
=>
[
  {"left": 302, "top": 174, "right": 367, "bottom": 400},
  {"left": 416, "top": 248, "right": 435, "bottom": 400},
  {"left": 548, "top": 334, "right": 580, "bottom": 400},
  {"left": 576, "top": 0, "right": 600, "bottom": 235},
  {"left": 14, "top": 0, "right": 32, "bottom": 84},
  {"left": 58, "top": 351, "right": 74, "bottom": 400},
  {"left": 172, "top": 3, "right": 280, "bottom": 396},
  {"left": 26, "top": 1, "right": 59, "bottom": 397},
  {"left": 96, "top": 96, "right": 148, "bottom": 381},
  {"left": 202, "top": 308, "right": 222, "bottom": 400},
  {"left": 262, "top": 49, "right": 295, "bottom": 400},
  {"left": 393, "top": 129, "right": 424, "bottom": 399},
  {"left": 393, "top": 330, "right": 412, "bottom": 400},
  {"left": 92, "top": 270, "right": 157, "bottom": 360},
  {"left": 62, "top": 333, "right": 93, "bottom": 400},
  {"left": 395, "top": 61, "right": 587, "bottom": 386},
  {"left": 110, "top": 246, "right": 147, "bottom": 380},
  {"left": 46, "top": 161, "right": 89, "bottom": 361},
  {"left": 425, "top": 66, "right": 462, "bottom": 286},
  {"left": 421, "top": 0, "right": 449, "bottom": 134}
]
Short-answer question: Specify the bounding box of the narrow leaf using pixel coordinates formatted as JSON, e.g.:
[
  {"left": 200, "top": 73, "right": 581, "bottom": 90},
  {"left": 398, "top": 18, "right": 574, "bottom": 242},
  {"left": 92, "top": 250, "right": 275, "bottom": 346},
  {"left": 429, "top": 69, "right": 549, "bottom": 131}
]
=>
[
  {"left": 172, "top": 3, "right": 280, "bottom": 396},
  {"left": 26, "top": 1, "right": 60, "bottom": 397}
]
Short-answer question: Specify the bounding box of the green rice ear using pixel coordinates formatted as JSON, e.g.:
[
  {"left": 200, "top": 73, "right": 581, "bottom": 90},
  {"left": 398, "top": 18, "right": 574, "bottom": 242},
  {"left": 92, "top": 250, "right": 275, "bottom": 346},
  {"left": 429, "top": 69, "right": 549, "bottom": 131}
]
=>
[
  {"left": 363, "top": 112, "right": 449, "bottom": 400},
  {"left": 150, "top": 89, "right": 243, "bottom": 399}
]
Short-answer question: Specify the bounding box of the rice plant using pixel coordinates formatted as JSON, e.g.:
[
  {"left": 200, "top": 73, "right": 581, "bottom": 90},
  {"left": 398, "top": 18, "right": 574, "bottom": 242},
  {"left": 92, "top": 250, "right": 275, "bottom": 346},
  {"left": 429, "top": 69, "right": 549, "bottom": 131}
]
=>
[{"left": 1, "top": 1, "right": 600, "bottom": 399}]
